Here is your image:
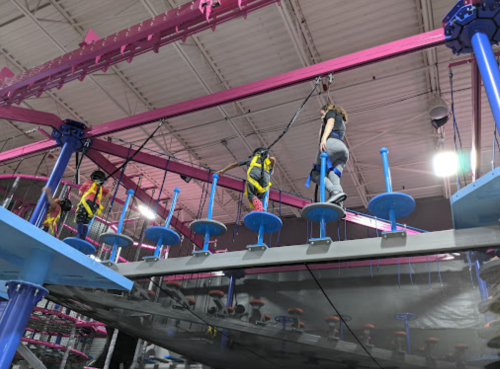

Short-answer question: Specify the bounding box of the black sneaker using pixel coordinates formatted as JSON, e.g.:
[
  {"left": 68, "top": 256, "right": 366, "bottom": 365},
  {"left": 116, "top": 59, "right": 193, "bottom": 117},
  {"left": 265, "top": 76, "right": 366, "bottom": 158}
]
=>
[{"left": 327, "top": 192, "right": 347, "bottom": 204}]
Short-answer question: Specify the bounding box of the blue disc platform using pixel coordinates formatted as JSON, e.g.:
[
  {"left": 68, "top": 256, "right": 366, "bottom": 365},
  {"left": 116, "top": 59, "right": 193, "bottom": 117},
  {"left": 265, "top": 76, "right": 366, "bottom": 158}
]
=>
[
  {"left": 368, "top": 192, "right": 415, "bottom": 220},
  {"left": 243, "top": 212, "right": 283, "bottom": 234},
  {"left": 190, "top": 219, "right": 227, "bottom": 237},
  {"left": 145, "top": 227, "right": 181, "bottom": 246},
  {"left": 63, "top": 237, "right": 96, "bottom": 255},
  {"left": 99, "top": 232, "right": 134, "bottom": 248},
  {"left": 301, "top": 203, "right": 345, "bottom": 223},
  {"left": 451, "top": 167, "right": 500, "bottom": 229},
  {"left": 0, "top": 206, "right": 132, "bottom": 291}
]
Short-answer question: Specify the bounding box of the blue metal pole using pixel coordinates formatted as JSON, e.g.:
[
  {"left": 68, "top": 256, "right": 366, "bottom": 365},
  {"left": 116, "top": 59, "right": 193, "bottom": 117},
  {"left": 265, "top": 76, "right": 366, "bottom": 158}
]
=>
[
  {"left": 30, "top": 137, "right": 78, "bottom": 227},
  {"left": 109, "top": 189, "right": 134, "bottom": 262},
  {"left": 164, "top": 188, "right": 180, "bottom": 227},
  {"left": 471, "top": 31, "right": 500, "bottom": 131},
  {"left": 203, "top": 229, "right": 211, "bottom": 252},
  {"left": 153, "top": 188, "right": 180, "bottom": 258},
  {"left": 258, "top": 223, "right": 265, "bottom": 245},
  {"left": 207, "top": 174, "right": 219, "bottom": 220},
  {"left": 404, "top": 319, "right": 411, "bottom": 354},
  {"left": 380, "top": 147, "right": 392, "bottom": 193},
  {"left": 320, "top": 152, "right": 327, "bottom": 202},
  {"left": 319, "top": 152, "right": 328, "bottom": 238},
  {"left": 389, "top": 208, "right": 397, "bottom": 232},
  {"left": 474, "top": 259, "right": 489, "bottom": 301},
  {"left": 0, "top": 281, "right": 48, "bottom": 369},
  {"left": 220, "top": 274, "right": 236, "bottom": 350},
  {"left": 262, "top": 189, "right": 270, "bottom": 212}
]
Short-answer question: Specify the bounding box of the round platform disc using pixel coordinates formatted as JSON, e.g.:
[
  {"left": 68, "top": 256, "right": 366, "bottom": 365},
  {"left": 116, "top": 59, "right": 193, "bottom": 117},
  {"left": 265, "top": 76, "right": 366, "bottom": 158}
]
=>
[
  {"left": 301, "top": 203, "right": 345, "bottom": 223},
  {"left": 145, "top": 226, "right": 181, "bottom": 246},
  {"left": 99, "top": 232, "right": 134, "bottom": 247},
  {"left": 63, "top": 237, "right": 96, "bottom": 255},
  {"left": 368, "top": 192, "right": 415, "bottom": 219},
  {"left": 243, "top": 212, "right": 283, "bottom": 234},
  {"left": 190, "top": 219, "right": 227, "bottom": 237}
]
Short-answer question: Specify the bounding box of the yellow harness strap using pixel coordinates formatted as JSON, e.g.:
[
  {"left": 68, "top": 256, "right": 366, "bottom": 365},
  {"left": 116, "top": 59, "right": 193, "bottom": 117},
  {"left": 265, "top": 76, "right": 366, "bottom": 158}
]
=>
[
  {"left": 77, "top": 182, "right": 104, "bottom": 219},
  {"left": 42, "top": 208, "right": 61, "bottom": 236},
  {"left": 245, "top": 154, "right": 272, "bottom": 208}
]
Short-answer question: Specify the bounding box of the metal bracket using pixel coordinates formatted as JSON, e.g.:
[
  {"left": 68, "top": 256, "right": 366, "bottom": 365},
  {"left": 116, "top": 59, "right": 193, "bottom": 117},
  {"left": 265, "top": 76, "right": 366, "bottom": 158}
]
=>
[
  {"left": 381, "top": 230, "right": 407, "bottom": 239},
  {"left": 246, "top": 243, "right": 269, "bottom": 251},
  {"left": 142, "top": 256, "right": 161, "bottom": 263},
  {"left": 192, "top": 250, "right": 212, "bottom": 257},
  {"left": 309, "top": 237, "right": 333, "bottom": 247}
]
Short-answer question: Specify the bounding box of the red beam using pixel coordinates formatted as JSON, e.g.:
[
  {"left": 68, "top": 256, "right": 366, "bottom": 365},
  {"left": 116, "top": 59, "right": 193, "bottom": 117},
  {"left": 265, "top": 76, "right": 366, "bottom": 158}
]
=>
[
  {"left": 87, "top": 29, "right": 445, "bottom": 137},
  {"left": 447, "top": 50, "right": 500, "bottom": 68},
  {"left": 86, "top": 150, "right": 206, "bottom": 251},
  {"left": 0, "top": 106, "right": 63, "bottom": 128},
  {"left": 0, "top": 0, "right": 279, "bottom": 107}
]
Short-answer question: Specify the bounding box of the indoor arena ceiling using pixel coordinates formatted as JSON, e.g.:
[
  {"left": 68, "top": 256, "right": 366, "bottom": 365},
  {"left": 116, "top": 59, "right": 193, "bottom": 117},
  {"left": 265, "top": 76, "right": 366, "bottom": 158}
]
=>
[{"left": 0, "top": 0, "right": 494, "bottom": 224}]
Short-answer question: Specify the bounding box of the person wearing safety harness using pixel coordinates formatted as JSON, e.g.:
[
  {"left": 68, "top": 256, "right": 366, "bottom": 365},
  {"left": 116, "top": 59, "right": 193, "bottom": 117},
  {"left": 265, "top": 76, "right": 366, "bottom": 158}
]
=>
[
  {"left": 216, "top": 148, "right": 276, "bottom": 212},
  {"left": 76, "top": 170, "right": 111, "bottom": 240},
  {"left": 306, "top": 103, "right": 349, "bottom": 206},
  {"left": 41, "top": 187, "right": 72, "bottom": 236}
]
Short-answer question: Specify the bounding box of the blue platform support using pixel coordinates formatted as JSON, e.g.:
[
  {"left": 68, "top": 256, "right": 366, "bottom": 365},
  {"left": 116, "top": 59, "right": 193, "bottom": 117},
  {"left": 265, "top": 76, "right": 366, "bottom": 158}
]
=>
[
  {"left": 109, "top": 189, "right": 134, "bottom": 262},
  {"left": 153, "top": 188, "right": 180, "bottom": 258},
  {"left": 380, "top": 148, "right": 397, "bottom": 231},
  {"left": 471, "top": 30, "right": 500, "bottom": 131},
  {"left": 220, "top": 273, "right": 236, "bottom": 351},
  {"left": 30, "top": 136, "right": 78, "bottom": 227},
  {"left": 200, "top": 174, "right": 219, "bottom": 253},
  {"left": 395, "top": 313, "right": 417, "bottom": 355},
  {"left": 257, "top": 190, "right": 270, "bottom": 245},
  {"left": 0, "top": 122, "right": 85, "bottom": 369},
  {"left": 319, "top": 152, "right": 327, "bottom": 238}
]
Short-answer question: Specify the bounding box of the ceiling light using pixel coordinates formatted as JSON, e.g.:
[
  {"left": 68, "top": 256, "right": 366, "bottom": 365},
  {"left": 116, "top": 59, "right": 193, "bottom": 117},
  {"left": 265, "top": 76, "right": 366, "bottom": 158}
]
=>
[
  {"left": 433, "top": 152, "right": 458, "bottom": 178},
  {"left": 139, "top": 204, "right": 156, "bottom": 220},
  {"left": 429, "top": 96, "right": 449, "bottom": 120}
]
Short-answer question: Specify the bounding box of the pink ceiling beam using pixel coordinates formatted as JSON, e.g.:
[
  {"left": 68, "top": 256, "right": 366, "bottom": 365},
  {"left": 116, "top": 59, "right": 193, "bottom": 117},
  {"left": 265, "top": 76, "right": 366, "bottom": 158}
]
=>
[
  {"left": 0, "top": 106, "right": 63, "bottom": 129},
  {"left": 87, "top": 29, "right": 445, "bottom": 138},
  {"left": 91, "top": 140, "right": 422, "bottom": 234},
  {"left": 0, "top": 0, "right": 280, "bottom": 107},
  {"left": 90, "top": 139, "right": 308, "bottom": 208},
  {"left": 86, "top": 150, "right": 207, "bottom": 251},
  {"left": 0, "top": 139, "right": 55, "bottom": 163},
  {"left": 0, "top": 29, "right": 446, "bottom": 164}
]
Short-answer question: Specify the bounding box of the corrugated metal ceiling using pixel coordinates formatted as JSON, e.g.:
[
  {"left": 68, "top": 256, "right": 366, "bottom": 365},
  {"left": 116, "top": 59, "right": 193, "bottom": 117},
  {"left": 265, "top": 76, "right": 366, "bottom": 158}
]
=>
[{"left": 0, "top": 0, "right": 489, "bottom": 226}]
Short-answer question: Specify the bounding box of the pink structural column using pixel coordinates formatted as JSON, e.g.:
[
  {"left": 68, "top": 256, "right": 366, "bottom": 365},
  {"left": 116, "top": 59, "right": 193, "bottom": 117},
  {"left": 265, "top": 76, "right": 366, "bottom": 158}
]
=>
[
  {"left": 86, "top": 150, "right": 207, "bottom": 251},
  {"left": 0, "top": 106, "right": 63, "bottom": 129},
  {"left": 0, "top": 0, "right": 280, "bottom": 107}
]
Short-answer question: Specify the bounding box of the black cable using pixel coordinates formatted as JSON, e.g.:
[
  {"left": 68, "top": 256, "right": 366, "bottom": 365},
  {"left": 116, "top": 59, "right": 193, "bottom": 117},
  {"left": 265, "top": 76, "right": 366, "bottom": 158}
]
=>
[
  {"left": 266, "top": 76, "right": 322, "bottom": 152},
  {"left": 148, "top": 277, "right": 284, "bottom": 368},
  {"left": 104, "top": 120, "right": 164, "bottom": 181},
  {"left": 304, "top": 264, "right": 384, "bottom": 369}
]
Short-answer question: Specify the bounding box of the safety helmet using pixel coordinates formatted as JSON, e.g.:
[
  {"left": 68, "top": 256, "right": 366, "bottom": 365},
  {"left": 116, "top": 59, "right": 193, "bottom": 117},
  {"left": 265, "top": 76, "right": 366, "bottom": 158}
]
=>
[
  {"left": 253, "top": 147, "right": 269, "bottom": 157},
  {"left": 90, "top": 170, "right": 106, "bottom": 183},
  {"left": 56, "top": 198, "right": 72, "bottom": 212}
]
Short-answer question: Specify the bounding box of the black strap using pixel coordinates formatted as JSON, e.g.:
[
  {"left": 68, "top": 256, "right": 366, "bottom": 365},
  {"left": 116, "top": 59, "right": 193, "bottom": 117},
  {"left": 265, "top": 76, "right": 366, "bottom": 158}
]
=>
[{"left": 266, "top": 76, "right": 321, "bottom": 153}]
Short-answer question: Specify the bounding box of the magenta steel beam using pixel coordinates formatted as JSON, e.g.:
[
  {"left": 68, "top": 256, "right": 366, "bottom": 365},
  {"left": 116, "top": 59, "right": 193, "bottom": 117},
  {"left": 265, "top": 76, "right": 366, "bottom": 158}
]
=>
[
  {"left": 90, "top": 139, "right": 422, "bottom": 234},
  {"left": 472, "top": 57, "right": 482, "bottom": 181},
  {"left": 86, "top": 29, "right": 445, "bottom": 137},
  {"left": 0, "top": 139, "right": 54, "bottom": 163},
  {"left": 0, "top": 0, "right": 280, "bottom": 107},
  {"left": 0, "top": 106, "right": 63, "bottom": 128},
  {"left": 90, "top": 139, "right": 308, "bottom": 208},
  {"left": 447, "top": 50, "right": 500, "bottom": 68},
  {"left": 0, "top": 29, "right": 446, "bottom": 162},
  {"left": 86, "top": 149, "right": 207, "bottom": 251}
]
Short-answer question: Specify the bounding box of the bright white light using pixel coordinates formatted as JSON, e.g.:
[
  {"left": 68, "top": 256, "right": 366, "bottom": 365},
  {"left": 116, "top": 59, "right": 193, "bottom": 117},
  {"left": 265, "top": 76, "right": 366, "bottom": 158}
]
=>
[
  {"left": 433, "top": 152, "right": 458, "bottom": 177},
  {"left": 139, "top": 204, "right": 156, "bottom": 220}
]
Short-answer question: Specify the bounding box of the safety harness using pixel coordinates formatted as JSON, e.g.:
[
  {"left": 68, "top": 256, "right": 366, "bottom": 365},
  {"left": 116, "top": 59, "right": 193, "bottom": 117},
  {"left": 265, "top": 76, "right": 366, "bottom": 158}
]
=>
[
  {"left": 245, "top": 154, "right": 272, "bottom": 208},
  {"left": 305, "top": 131, "right": 344, "bottom": 188},
  {"left": 42, "top": 207, "right": 61, "bottom": 236},
  {"left": 76, "top": 181, "right": 104, "bottom": 220}
]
